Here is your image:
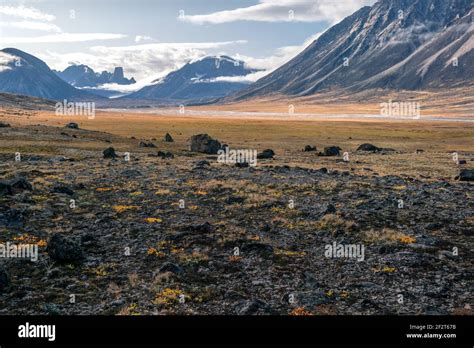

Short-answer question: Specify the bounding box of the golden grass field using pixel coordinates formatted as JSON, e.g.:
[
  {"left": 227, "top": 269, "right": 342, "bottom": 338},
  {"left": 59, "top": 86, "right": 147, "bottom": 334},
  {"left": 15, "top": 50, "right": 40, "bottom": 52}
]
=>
[{"left": 0, "top": 106, "right": 473, "bottom": 180}]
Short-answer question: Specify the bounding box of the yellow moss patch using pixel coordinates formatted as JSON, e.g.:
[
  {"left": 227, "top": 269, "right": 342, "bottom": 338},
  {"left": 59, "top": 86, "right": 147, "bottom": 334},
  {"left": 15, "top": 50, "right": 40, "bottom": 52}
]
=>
[
  {"left": 96, "top": 187, "right": 113, "bottom": 192},
  {"left": 275, "top": 249, "right": 306, "bottom": 257},
  {"left": 228, "top": 255, "right": 242, "bottom": 262},
  {"left": 325, "top": 290, "right": 334, "bottom": 297},
  {"left": 153, "top": 288, "right": 185, "bottom": 305},
  {"left": 373, "top": 266, "right": 397, "bottom": 273},
  {"left": 290, "top": 307, "right": 313, "bottom": 316},
  {"left": 145, "top": 217, "right": 162, "bottom": 223},
  {"left": 113, "top": 205, "right": 139, "bottom": 213},
  {"left": 363, "top": 228, "right": 416, "bottom": 245},
  {"left": 399, "top": 235, "right": 416, "bottom": 244},
  {"left": 340, "top": 291, "right": 350, "bottom": 299},
  {"left": 147, "top": 247, "right": 166, "bottom": 258}
]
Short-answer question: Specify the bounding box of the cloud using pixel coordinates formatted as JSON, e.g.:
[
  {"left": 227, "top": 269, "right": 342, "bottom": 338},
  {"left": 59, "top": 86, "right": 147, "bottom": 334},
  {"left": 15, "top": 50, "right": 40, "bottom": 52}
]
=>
[
  {"left": 180, "top": 0, "right": 376, "bottom": 25},
  {"left": 0, "top": 5, "right": 55, "bottom": 21},
  {"left": 0, "top": 21, "right": 62, "bottom": 32},
  {"left": 0, "top": 51, "right": 17, "bottom": 72},
  {"left": 0, "top": 33, "right": 127, "bottom": 44},
  {"left": 40, "top": 40, "right": 248, "bottom": 84},
  {"left": 204, "top": 71, "right": 270, "bottom": 84},
  {"left": 134, "top": 35, "right": 154, "bottom": 43}
]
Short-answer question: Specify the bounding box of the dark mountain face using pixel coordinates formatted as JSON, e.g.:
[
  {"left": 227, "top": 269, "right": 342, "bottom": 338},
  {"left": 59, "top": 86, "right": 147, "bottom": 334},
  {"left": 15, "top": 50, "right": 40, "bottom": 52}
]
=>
[
  {"left": 126, "top": 56, "right": 258, "bottom": 103},
  {"left": 0, "top": 48, "right": 97, "bottom": 101},
  {"left": 55, "top": 65, "right": 136, "bottom": 88},
  {"left": 231, "top": 0, "right": 474, "bottom": 100}
]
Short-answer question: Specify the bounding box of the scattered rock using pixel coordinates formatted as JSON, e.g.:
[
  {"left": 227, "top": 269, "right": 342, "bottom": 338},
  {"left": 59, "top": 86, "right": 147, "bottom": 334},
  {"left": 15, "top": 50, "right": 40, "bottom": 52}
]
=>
[
  {"left": 237, "top": 299, "right": 272, "bottom": 315},
  {"left": 159, "top": 262, "right": 183, "bottom": 275},
  {"left": 304, "top": 145, "right": 317, "bottom": 152},
  {"left": 186, "top": 222, "right": 214, "bottom": 233},
  {"left": 459, "top": 169, "right": 474, "bottom": 181},
  {"left": 164, "top": 133, "right": 174, "bottom": 142},
  {"left": 157, "top": 151, "right": 174, "bottom": 159},
  {"left": 318, "top": 146, "right": 341, "bottom": 157},
  {"left": 257, "top": 149, "right": 275, "bottom": 159},
  {"left": 322, "top": 203, "right": 336, "bottom": 214},
  {"left": 47, "top": 234, "right": 84, "bottom": 262},
  {"left": 121, "top": 169, "right": 142, "bottom": 178},
  {"left": 0, "top": 208, "right": 23, "bottom": 228},
  {"left": 103, "top": 147, "right": 117, "bottom": 159},
  {"left": 139, "top": 141, "right": 156, "bottom": 148},
  {"left": 52, "top": 185, "right": 75, "bottom": 196},
  {"left": 318, "top": 167, "right": 329, "bottom": 174},
  {"left": 235, "top": 162, "right": 249, "bottom": 168},
  {"left": 357, "top": 143, "right": 380, "bottom": 152},
  {"left": 65, "top": 122, "right": 79, "bottom": 129},
  {"left": 194, "top": 160, "right": 210, "bottom": 168},
  {"left": 0, "top": 121, "right": 11, "bottom": 128},
  {"left": 225, "top": 196, "right": 245, "bottom": 204},
  {"left": 0, "top": 266, "right": 10, "bottom": 293},
  {"left": 0, "top": 177, "right": 32, "bottom": 196},
  {"left": 189, "top": 134, "right": 222, "bottom": 154}
]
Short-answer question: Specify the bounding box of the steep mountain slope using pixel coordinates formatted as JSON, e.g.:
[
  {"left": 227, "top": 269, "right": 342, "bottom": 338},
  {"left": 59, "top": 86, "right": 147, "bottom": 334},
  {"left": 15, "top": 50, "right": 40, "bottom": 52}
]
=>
[
  {"left": 0, "top": 92, "right": 55, "bottom": 110},
  {"left": 55, "top": 65, "right": 136, "bottom": 88},
  {"left": 125, "top": 56, "right": 259, "bottom": 104},
  {"left": 231, "top": 0, "right": 473, "bottom": 100},
  {"left": 0, "top": 48, "right": 98, "bottom": 101}
]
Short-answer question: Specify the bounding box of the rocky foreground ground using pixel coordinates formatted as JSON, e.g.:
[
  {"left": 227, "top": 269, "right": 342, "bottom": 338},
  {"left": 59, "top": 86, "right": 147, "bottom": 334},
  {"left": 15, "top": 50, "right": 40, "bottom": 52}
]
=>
[{"left": 0, "top": 123, "right": 472, "bottom": 315}]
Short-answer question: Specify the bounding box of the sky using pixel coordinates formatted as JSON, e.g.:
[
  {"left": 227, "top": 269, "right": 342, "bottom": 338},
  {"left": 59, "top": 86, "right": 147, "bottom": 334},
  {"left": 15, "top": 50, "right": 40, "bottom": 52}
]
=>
[{"left": 0, "top": 0, "right": 376, "bottom": 89}]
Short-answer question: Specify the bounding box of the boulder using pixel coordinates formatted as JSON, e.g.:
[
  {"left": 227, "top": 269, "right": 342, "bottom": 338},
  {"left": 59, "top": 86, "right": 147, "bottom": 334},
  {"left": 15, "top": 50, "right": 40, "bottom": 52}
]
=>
[
  {"left": 52, "top": 185, "right": 75, "bottom": 196},
  {"left": 318, "top": 146, "right": 341, "bottom": 157},
  {"left": 189, "top": 134, "right": 222, "bottom": 154},
  {"left": 158, "top": 262, "right": 183, "bottom": 275},
  {"left": 459, "top": 169, "right": 474, "bottom": 182},
  {"left": 157, "top": 151, "right": 174, "bottom": 159},
  {"left": 0, "top": 177, "right": 32, "bottom": 196},
  {"left": 164, "top": 133, "right": 174, "bottom": 142},
  {"left": 65, "top": 122, "right": 79, "bottom": 129},
  {"left": 103, "top": 147, "right": 117, "bottom": 159},
  {"left": 47, "top": 234, "right": 84, "bottom": 262},
  {"left": 357, "top": 143, "right": 381, "bottom": 152},
  {"left": 304, "top": 145, "right": 317, "bottom": 152},
  {"left": 139, "top": 141, "right": 156, "bottom": 148},
  {"left": 0, "top": 121, "right": 11, "bottom": 128},
  {"left": 257, "top": 149, "right": 275, "bottom": 159}
]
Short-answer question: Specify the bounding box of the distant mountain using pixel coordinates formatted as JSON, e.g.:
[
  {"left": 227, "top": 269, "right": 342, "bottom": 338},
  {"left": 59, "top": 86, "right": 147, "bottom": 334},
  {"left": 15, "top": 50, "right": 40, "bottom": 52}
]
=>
[
  {"left": 230, "top": 0, "right": 474, "bottom": 101},
  {"left": 125, "top": 56, "right": 259, "bottom": 104},
  {"left": 0, "top": 48, "right": 98, "bottom": 101},
  {"left": 55, "top": 65, "right": 136, "bottom": 88}
]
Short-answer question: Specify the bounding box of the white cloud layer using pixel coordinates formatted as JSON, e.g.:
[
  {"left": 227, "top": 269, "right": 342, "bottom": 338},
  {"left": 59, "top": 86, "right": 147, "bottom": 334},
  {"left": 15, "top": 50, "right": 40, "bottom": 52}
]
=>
[
  {"left": 0, "top": 21, "right": 62, "bottom": 32},
  {"left": 0, "top": 33, "right": 128, "bottom": 44},
  {"left": 0, "top": 5, "right": 55, "bottom": 21},
  {"left": 0, "top": 51, "right": 17, "bottom": 72},
  {"left": 40, "top": 40, "right": 248, "bottom": 85},
  {"left": 181, "top": 0, "right": 376, "bottom": 25}
]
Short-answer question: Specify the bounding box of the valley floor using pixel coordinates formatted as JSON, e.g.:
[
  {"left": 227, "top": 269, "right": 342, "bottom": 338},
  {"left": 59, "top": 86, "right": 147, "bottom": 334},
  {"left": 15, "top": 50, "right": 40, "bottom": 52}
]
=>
[{"left": 0, "top": 108, "right": 472, "bottom": 315}]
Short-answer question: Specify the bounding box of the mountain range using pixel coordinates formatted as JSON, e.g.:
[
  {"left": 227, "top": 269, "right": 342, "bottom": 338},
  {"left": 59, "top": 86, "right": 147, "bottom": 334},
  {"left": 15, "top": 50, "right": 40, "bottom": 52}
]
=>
[
  {"left": 0, "top": 48, "right": 98, "bottom": 101},
  {"left": 0, "top": 0, "right": 472, "bottom": 106},
  {"left": 230, "top": 0, "right": 474, "bottom": 101},
  {"left": 124, "top": 56, "right": 259, "bottom": 104},
  {"left": 54, "top": 65, "right": 136, "bottom": 88}
]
